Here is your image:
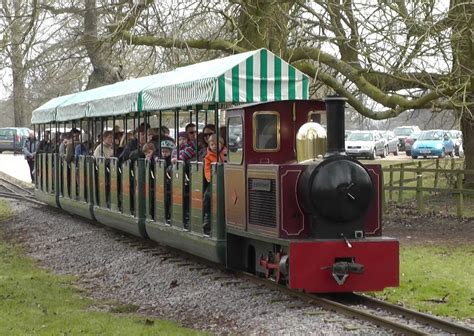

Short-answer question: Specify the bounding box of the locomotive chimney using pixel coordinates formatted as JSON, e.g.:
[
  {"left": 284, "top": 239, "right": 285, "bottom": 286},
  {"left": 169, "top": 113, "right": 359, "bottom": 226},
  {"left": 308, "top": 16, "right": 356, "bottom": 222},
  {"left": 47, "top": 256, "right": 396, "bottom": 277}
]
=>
[{"left": 324, "top": 95, "right": 347, "bottom": 157}]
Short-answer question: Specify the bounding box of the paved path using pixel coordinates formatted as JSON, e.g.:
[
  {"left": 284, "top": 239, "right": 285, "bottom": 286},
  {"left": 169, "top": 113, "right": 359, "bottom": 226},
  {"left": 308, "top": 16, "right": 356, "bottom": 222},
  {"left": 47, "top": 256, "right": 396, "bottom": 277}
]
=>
[{"left": 0, "top": 153, "right": 32, "bottom": 183}]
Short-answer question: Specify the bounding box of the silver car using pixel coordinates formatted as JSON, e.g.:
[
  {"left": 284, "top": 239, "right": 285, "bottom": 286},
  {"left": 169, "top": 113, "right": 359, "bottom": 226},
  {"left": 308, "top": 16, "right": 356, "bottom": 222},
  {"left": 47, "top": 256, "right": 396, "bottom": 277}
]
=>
[
  {"left": 381, "top": 130, "right": 399, "bottom": 156},
  {"left": 345, "top": 131, "right": 386, "bottom": 159},
  {"left": 0, "top": 127, "right": 30, "bottom": 153}
]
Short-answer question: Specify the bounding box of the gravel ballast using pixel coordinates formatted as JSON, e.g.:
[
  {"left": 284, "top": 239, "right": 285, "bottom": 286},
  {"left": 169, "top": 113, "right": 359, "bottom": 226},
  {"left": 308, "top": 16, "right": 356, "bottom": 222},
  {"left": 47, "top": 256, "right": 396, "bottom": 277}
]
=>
[{"left": 0, "top": 197, "right": 393, "bottom": 335}]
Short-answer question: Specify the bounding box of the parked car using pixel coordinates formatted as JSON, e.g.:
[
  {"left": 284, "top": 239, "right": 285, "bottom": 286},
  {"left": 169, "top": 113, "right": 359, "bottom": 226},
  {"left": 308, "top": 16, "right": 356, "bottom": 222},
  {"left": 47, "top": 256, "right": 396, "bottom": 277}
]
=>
[
  {"left": 393, "top": 126, "right": 421, "bottom": 151},
  {"left": 447, "top": 130, "right": 463, "bottom": 157},
  {"left": 411, "top": 130, "right": 447, "bottom": 159},
  {"left": 345, "top": 130, "right": 386, "bottom": 159},
  {"left": 227, "top": 123, "right": 243, "bottom": 152},
  {"left": 380, "top": 130, "right": 399, "bottom": 156},
  {"left": 0, "top": 127, "right": 31, "bottom": 154},
  {"left": 404, "top": 130, "right": 422, "bottom": 156}
]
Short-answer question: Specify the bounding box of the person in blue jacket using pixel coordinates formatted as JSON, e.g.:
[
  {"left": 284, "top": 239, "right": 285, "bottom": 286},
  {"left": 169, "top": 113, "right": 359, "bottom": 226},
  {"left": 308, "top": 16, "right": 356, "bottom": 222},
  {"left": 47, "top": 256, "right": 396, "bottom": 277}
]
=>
[{"left": 443, "top": 133, "right": 454, "bottom": 157}]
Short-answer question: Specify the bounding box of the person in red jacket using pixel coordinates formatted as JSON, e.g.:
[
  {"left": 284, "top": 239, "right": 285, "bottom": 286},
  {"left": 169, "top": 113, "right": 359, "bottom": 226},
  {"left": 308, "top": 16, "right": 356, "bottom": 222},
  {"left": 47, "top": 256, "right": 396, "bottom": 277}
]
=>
[{"left": 203, "top": 134, "right": 227, "bottom": 234}]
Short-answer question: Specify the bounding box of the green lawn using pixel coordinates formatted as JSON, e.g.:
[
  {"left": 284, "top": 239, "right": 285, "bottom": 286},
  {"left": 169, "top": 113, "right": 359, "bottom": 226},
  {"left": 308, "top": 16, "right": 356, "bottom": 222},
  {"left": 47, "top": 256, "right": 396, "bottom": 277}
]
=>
[
  {"left": 373, "top": 244, "right": 474, "bottom": 320},
  {"left": 0, "top": 200, "right": 204, "bottom": 335}
]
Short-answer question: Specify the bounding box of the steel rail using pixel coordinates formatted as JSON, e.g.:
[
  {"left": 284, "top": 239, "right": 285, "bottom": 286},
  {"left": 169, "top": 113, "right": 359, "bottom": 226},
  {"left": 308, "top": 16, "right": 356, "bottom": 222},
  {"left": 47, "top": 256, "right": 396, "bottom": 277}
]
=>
[
  {"left": 0, "top": 177, "right": 34, "bottom": 195},
  {"left": 236, "top": 272, "right": 428, "bottom": 335},
  {"left": 348, "top": 293, "right": 474, "bottom": 335},
  {"left": 0, "top": 191, "right": 46, "bottom": 205}
]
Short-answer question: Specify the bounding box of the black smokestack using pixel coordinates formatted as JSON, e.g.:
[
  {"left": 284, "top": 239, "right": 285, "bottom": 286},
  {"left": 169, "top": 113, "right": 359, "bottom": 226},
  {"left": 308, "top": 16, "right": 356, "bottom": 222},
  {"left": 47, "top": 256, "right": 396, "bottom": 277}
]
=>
[{"left": 324, "top": 95, "right": 347, "bottom": 157}]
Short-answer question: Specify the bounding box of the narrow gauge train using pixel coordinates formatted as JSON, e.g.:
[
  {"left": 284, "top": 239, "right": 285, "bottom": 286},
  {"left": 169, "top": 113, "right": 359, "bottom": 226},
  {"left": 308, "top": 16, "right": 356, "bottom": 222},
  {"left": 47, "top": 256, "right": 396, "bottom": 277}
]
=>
[{"left": 31, "top": 49, "right": 399, "bottom": 293}]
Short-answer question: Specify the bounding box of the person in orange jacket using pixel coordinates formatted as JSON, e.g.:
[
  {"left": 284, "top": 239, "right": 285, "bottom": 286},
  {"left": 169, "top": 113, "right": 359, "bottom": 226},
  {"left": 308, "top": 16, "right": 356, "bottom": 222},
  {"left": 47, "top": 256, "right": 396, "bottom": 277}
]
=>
[
  {"left": 203, "top": 134, "right": 227, "bottom": 234},
  {"left": 204, "top": 134, "right": 227, "bottom": 183}
]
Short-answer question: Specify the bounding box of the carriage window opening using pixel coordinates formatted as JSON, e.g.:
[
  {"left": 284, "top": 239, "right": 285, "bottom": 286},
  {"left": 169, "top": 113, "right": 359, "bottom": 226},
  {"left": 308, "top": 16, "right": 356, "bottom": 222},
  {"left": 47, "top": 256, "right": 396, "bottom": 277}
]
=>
[
  {"left": 253, "top": 111, "right": 280, "bottom": 151},
  {"left": 227, "top": 116, "right": 243, "bottom": 164}
]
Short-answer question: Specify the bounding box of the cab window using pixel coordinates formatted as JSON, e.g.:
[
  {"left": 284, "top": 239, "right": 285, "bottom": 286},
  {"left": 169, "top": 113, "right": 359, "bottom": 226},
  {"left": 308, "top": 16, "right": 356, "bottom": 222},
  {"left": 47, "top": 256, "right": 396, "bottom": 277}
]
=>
[
  {"left": 253, "top": 111, "right": 280, "bottom": 152},
  {"left": 227, "top": 116, "right": 243, "bottom": 164},
  {"left": 308, "top": 111, "right": 322, "bottom": 123}
]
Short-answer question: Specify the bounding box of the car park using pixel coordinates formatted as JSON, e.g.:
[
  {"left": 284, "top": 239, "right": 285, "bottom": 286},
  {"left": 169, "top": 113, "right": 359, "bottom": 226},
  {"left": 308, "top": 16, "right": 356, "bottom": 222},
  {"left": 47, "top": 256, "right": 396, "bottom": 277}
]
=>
[
  {"left": 227, "top": 123, "right": 243, "bottom": 152},
  {"left": 411, "top": 129, "right": 446, "bottom": 159},
  {"left": 393, "top": 126, "right": 421, "bottom": 151},
  {"left": 0, "top": 127, "right": 31, "bottom": 153},
  {"left": 404, "top": 130, "right": 422, "bottom": 156},
  {"left": 345, "top": 130, "right": 386, "bottom": 159},
  {"left": 380, "top": 130, "right": 399, "bottom": 156}
]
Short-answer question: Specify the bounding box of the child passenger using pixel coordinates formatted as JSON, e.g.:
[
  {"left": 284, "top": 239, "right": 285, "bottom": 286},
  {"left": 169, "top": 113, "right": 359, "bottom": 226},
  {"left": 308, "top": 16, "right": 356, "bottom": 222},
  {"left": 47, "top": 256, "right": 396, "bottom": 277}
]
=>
[
  {"left": 203, "top": 134, "right": 227, "bottom": 234},
  {"left": 171, "top": 131, "right": 195, "bottom": 163},
  {"left": 143, "top": 142, "right": 157, "bottom": 161},
  {"left": 204, "top": 134, "right": 227, "bottom": 183}
]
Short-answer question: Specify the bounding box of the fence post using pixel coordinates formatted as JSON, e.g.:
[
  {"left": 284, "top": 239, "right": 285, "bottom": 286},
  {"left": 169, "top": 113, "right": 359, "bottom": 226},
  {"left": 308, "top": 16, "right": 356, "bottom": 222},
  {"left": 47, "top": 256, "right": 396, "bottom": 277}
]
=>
[
  {"left": 398, "top": 163, "right": 405, "bottom": 202},
  {"left": 456, "top": 171, "right": 464, "bottom": 217},
  {"left": 389, "top": 165, "right": 394, "bottom": 201},
  {"left": 434, "top": 159, "right": 440, "bottom": 188},
  {"left": 416, "top": 161, "right": 424, "bottom": 214}
]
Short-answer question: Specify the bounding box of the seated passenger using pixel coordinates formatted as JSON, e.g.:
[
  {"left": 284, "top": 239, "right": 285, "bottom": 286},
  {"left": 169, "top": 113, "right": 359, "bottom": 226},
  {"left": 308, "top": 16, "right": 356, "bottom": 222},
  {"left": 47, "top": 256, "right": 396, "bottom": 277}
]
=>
[
  {"left": 161, "top": 139, "right": 175, "bottom": 223},
  {"left": 203, "top": 135, "right": 227, "bottom": 234},
  {"left": 75, "top": 133, "right": 92, "bottom": 158},
  {"left": 204, "top": 134, "right": 227, "bottom": 183},
  {"left": 143, "top": 142, "right": 157, "bottom": 161},
  {"left": 198, "top": 124, "right": 215, "bottom": 162},
  {"left": 118, "top": 123, "right": 149, "bottom": 163},
  {"left": 171, "top": 131, "right": 195, "bottom": 163},
  {"left": 93, "top": 131, "right": 114, "bottom": 158}
]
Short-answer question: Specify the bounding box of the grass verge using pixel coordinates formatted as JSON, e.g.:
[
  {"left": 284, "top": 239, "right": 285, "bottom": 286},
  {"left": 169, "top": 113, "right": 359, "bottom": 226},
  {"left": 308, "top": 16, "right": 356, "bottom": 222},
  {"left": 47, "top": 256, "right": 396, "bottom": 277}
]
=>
[
  {"left": 0, "top": 199, "right": 204, "bottom": 335},
  {"left": 373, "top": 244, "right": 474, "bottom": 320}
]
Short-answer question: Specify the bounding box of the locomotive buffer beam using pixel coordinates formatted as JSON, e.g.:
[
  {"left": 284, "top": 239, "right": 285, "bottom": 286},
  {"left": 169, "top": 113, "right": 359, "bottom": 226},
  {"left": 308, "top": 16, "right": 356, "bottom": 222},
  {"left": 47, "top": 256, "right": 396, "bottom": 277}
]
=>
[{"left": 322, "top": 261, "right": 364, "bottom": 285}]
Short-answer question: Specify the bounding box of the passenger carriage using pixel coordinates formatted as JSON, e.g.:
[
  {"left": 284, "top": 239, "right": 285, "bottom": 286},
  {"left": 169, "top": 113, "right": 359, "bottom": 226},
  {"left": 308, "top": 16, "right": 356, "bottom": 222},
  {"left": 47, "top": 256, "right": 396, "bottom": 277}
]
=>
[{"left": 31, "top": 48, "right": 399, "bottom": 293}]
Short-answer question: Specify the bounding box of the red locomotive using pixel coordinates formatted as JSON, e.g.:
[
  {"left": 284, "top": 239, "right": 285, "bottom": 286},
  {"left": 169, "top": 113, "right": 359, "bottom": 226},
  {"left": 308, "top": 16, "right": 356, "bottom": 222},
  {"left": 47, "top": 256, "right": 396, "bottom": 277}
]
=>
[{"left": 224, "top": 97, "right": 399, "bottom": 292}]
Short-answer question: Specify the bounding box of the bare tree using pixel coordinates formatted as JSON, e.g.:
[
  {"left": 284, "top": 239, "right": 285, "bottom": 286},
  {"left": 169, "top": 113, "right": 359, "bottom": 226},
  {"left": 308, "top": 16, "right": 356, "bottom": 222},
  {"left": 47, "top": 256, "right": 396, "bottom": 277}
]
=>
[{"left": 108, "top": 0, "right": 473, "bottom": 180}]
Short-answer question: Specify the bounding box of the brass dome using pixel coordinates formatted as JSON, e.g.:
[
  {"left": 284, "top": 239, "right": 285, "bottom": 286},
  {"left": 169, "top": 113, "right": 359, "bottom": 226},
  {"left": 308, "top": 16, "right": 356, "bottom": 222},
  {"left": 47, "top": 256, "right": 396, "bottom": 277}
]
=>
[{"left": 296, "top": 122, "right": 327, "bottom": 162}]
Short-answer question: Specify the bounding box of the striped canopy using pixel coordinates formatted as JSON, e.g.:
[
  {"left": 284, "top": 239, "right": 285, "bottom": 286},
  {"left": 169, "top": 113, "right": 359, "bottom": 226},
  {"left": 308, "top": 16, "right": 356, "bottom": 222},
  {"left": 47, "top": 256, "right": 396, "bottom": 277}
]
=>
[
  {"left": 142, "top": 48, "right": 309, "bottom": 111},
  {"left": 31, "top": 48, "right": 310, "bottom": 123},
  {"left": 31, "top": 93, "right": 78, "bottom": 123},
  {"left": 55, "top": 74, "right": 166, "bottom": 122}
]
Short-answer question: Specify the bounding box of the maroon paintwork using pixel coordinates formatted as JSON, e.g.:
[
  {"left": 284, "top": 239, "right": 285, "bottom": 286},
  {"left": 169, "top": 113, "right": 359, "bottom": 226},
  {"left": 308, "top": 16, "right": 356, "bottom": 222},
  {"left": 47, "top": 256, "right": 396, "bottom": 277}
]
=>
[
  {"left": 279, "top": 164, "right": 310, "bottom": 238},
  {"left": 289, "top": 239, "right": 399, "bottom": 292},
  {"left": 227, "top": 100, "right": 326, "bottom": 165},
  {"left": 364, "top": 164, "right": 383, "bottom": 236},
  {"left": 225, "top": 100, "right": 398, "bottom": 293}
]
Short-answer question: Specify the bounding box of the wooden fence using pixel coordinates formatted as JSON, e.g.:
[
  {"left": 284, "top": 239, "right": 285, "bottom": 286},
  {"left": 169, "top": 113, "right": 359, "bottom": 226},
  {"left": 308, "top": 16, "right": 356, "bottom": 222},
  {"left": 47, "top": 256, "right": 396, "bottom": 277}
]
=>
[{"left": 383, "top": 159, "right": 474, "bottom": 217}]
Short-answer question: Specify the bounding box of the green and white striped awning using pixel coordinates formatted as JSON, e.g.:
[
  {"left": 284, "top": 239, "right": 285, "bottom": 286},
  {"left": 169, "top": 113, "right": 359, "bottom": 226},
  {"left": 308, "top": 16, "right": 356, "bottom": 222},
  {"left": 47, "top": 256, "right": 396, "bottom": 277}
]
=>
[
  {"left": 31, "top": 93, "right": 79, "bottom": 124},
  {"left": 142, "top": 48, "right": 309, "bottom": 111},
  {"left": 53, "top": 74, "right": 167, "bottom": 122},
  {"left": 31, "top": 48, "right": 310, "bottom": 123}
]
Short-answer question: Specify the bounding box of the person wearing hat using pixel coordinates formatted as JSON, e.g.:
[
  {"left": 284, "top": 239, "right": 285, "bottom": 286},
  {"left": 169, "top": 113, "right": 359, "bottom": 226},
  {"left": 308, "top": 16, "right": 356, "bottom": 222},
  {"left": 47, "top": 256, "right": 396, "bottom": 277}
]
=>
[{"left": 171, "top": 131, "right": 195, "bottom": 163}]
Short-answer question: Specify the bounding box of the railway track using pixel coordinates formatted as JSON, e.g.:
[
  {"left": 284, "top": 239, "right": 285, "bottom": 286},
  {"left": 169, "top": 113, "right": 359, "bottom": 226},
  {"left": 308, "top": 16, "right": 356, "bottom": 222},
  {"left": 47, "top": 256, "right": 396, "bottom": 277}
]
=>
[
  {"left": 0, "top": 177, "right": 45, "bottom": 205},
  {"left": 1, "top": 175, "right": 472, "bottom": 334},
  {"left": 110, "top": 232, "right": 474, "bottom": 335},
  {"left": 239, "top": 272, "right": 474, "bottom": 335}
]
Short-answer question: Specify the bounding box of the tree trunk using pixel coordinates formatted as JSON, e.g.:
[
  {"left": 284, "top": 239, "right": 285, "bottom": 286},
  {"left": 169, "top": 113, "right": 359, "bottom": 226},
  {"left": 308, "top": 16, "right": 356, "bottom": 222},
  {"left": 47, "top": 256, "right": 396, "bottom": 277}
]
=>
[
  {"left": 236, "top": 0, "right": 291, "bottom": 55},
  {"left": 451, "top": 0, "right": 473, "bottom": 184},
  {"left": 83, "top": 0, "right": 122, "bottom": 89}
]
